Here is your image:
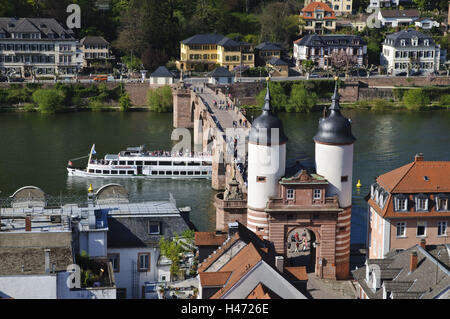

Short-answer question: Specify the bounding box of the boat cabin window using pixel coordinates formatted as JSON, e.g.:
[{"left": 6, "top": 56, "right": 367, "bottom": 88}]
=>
[
  {"left": 135, "top": 161, "right": 143, "bottom": 166},
  {"left": 180, "top": 171, "right": 187, "bottom": 175},
  {"left": 103, "top": 170, "right": 110, "bottom": 174},
  {"left": 195, "top": 171, "right": 201, "bottom": 175},
  {"left": 202, "top": 162, "right": 209, "bottom": 166},
  {"left": 111, "top": 170, "right": 118, "bottom": 174},
  {"left": 127, "top": 171, "right": 134, "bottom": 175},
  {"left": 166, "top": 171, "right": 173, "bottom": 175},
  {"left": 145, "top": 161, "right": 157, "bottom": 165},
  {"left": 202, "top": 171, "right": 208, "bottom": 175},
  {"left": 89, "top": 169, "right": 94, "bottom": 173},
  {"left": 119, "top": 171, "right": 126, "bottom": 175},
  {"left": 119, "top": 161, "right": 126, "bottom": 165},
  {"left": 174, "top": 161, "right": 186, "bottom": 166},
  {"left": 112, "top": 161, "right": 117, "bottom": 165},
  {"left": 159, "top": 161, "right": 172, "bottom": 166},
  {"left": 188, "top": 162, "right": 201, "bottom": 166},
  {"left": 127, "top": 161, "right": 134, "bottom": 165},
  {"left": 188, "top": 171, "right": 194, "bottom": 176},
  {"left": 96, "top": 170, "right": 101, "bottom": 174},
  {"left": 173, "top": 171, "right": 180, "bottom": 175}
]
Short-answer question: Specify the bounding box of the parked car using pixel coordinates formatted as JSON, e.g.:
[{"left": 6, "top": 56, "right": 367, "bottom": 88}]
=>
[
  {"left": 396, "top": 72, "right": 407, "bottom": 77},
  {"left": 309, "top": 73, "right": 320, "bottom": 78}
]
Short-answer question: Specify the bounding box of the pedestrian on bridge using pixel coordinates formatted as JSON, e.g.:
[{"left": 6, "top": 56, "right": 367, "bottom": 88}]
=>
[{"left": 239, "top": 118, "right": 242, "bottom": 126}]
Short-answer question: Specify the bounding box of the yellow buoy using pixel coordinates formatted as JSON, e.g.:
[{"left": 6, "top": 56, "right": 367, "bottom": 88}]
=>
[
  {"left": 88, "top": 184, "right": 94, "bottom": 193},
  {"left": 356, "top": 180, "right": 362, "bottom": 188}
]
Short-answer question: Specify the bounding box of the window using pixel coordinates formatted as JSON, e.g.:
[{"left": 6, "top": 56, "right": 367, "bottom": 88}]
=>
[
  {"left": 396, "top": 222, "right": 406, "bottom": 237},
  {"left": 341, "top": 176, "right": 348, "bottom": 182},
  {"left": 436, "top": 196, "right": 449, "bottom": 211},
  {"left": 148, "top": 222, "right": 160, "bottom": 234},
  {"left": 438, "top": 221, "right": 447, "bottom": 236},
  {"left": 416, "top": 222, "right": 426, "bottom": 237},
  {"left": 138, "top": 253, "right": 150, "bottom": 271},
  {"left": 257, "top": 176, "right": 266, "bottom": 183},
  {"left": 313, "top": 189, "right": 321, "bottom": 200},
  {"left": 415, "top": 195, "right": 428, "bottom": 211},
  {"left": 424, "top": 40, "right": 429, "bottom": 46},
  {"left": 108, "top": 254, "right": 120, "bottom": 272},
  {"left": 287, "top": 189, "right": 295, "bottom": 200},
  {"left": 394, "top": 195, "right": 408, "bottom": 212},
  {"left": 116, "top": 288, "right": 127, "bottom": 299},
  {"left": 401, "top": 40, "right": 406, "bottom": 46}
]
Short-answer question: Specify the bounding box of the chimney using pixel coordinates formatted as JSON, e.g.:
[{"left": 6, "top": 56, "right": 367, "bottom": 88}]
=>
[
  {"left": 228, "top": 222, "right": 239, "bottom": 238},
  {"left": 44, "top": 249, "right": 50, "bottom": 273},
  {"left": 275, "top": 256, "right": 284, "bottom": 274},
  {"left": 420, "top": 238, "right": 426, "bottom": 249},
  {"left": 410, "top": 251, "right": 418, "bottom": 273},
  {"left": 415, "top": 153, "right": 424, "bottom": 162},
  {"left": 25, "top": 215, "right": 32, "bottom": 232}
]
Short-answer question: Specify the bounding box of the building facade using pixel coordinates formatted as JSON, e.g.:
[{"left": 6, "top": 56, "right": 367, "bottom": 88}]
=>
[
  {"left": 301, "top": 2, "right": 337, "bottom": 34},
  {"left": 0, "top": 17, "right": 81, "bottom": 78},
  {"left": 367, "top": 154, "right": 450, "bottom": 259},
  {"left": 377, "top": 9, "right": 420, "bottom": 27},
  {"left": 304, "top": 0, "right": 353, "bottom": 16},
  {"left": 368, "top": 0, "right": 399, "bottom": 8},
  {"left": 254, "top": 42, "right": 283, "bottom": 66},
  {"left": 293, "top": 34, "right": 367, "bottom": 69},
  {"left": 380, "top": 29, "right": 440, "bottom": 75},
  {"left": 80, "top": 36, "right": 114, "bottom": 70},
  {"left": 177, "top": 34, "right": 254, "bottom": 72}
]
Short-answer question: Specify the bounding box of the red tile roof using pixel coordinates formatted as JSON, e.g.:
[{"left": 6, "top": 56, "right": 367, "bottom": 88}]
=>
[
  {"left": 369, "top": 157, "right": 450, "bottom": 219},
  {"left": 302, "top": 2, "right": 336, "bottom": 20},
  {"left": 199, "top": 272, "right": 232, "bottom": 287},
  {"left": 246, "top": 283, "right": 281, "bottom": 299},
  {"left": 285, "top": 266, "right": 308, "bottom": 281},
  {"left": 210, "top": 242, "right": 264, "bottom": 299},
  {"left": 195, "top": 232, "right": 227, "bottom": 246}
]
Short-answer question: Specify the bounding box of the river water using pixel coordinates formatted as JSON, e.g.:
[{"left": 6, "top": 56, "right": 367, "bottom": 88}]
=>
[{"left": 0, "top": 110, "right": 449, "bottom": 244}]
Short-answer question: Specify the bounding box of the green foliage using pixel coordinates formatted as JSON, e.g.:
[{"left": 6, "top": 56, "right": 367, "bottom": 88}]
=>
[
  {"left": 287, "top": 83, "right": 317, "bottom": 112},
  {"left": 147, "top": 86, "right": 173, "bottom": 112},
  {"left": 403, "top": 89, "right": 430, "bottom": 110},
  {"left": 32, "top": 89, "right": 64, "bottom": 113},
  {"left": 438, "top": 94, "right": 450, "bottom": 108},
  {"left": 371, "top": 99, "right": 394, "bottom": 111},
  {"left": 89, "top": 100, "right": 109, "bottom": 112},
  {"left": 119, "top": 92, "right": 131, "bottom": 111},
  {"left": 243, "top": 66, "right": 269, "bottom": 77},
  {"left": 159, "top": 233, "right": 186, "bottom": 279},
  {"left": 256, "top": 82, "right": 287, "bottom": 113}
]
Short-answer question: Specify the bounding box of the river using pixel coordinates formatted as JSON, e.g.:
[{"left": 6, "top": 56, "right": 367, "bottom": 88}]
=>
[{"left": 0, "top": 110, "right": 449, "bottom": 244}]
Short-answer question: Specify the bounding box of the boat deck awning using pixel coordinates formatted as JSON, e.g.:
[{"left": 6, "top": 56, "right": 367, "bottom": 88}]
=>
[{"left": 105, "top": 154, "right": 119, "bottom": 160}]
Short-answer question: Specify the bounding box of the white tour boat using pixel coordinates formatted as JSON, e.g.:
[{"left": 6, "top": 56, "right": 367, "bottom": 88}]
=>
[{"left": 67, "top": 145, "right": 212, "bottom": 179}]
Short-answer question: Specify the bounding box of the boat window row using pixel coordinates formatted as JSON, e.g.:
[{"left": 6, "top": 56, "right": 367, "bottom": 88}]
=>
[
  {"left": 93, "top": 160, "right": 209, "bottom": 166},
  {"left": 88, "top": 169, "right": 210, "bottom": 176}
]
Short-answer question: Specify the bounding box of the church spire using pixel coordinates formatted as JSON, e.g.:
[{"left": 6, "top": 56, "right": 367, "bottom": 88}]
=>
[
  {"left": 329, "top": 77, "right": 341, "bottom": 111},
  {"left": 263, "top": 77, "right": 272, "bottom": 114}
]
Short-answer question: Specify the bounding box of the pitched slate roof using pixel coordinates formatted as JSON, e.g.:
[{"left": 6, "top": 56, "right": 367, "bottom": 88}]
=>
[
  {"left": 0, "top": 17, "right": 74, "bottom": 39},
  {"left": 296, "top": 34, "right": 366, "bottom": 47},
  {"left": 255, "top": 42, "right": 282, "bottom": 51},
  {"left": 208, "top": 66, "right": 233, "bottom": 78},
  {"left": 352, "top": 244, "right": 450, "bottom": 299},
  {"left": 380, "top": 9, "right": 420, "bottom": 18},
  {"left": 267, "top": 58, "right": 288, "bottom": 66},
  {"left": 384, "top": 29, "right": 436, "bottom": 47},
  {"left": 150, "top": 66, "right": 175, "bottom": 78},
  {"left": 81, "top": 36, "right": 109, "bottom": 45},
  {"left": 181, "top": 34, "right": 240, "bottom": 47}
]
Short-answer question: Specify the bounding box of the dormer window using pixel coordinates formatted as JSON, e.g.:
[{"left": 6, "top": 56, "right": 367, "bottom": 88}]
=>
[
  {"left": 394, "top": 195, "right": 408, "bottom": 212},
  {"left": 424, "top": 40, "right": 429, "bottom": 46},
  {"left": 313, "top": 189, "right": 321, "bottom": 200},
  {"left": 415, "top": 194, "right": 428, "bottom": 211},
  {"left": 287, "top": 189, "right": 295, "bottom": 200},
  {"left": 412, "top": 37, "right": 418, "bottom": 46},
  {"left": 400, "top": 40, "right": 406, "bottom": 46},
  {"left": 435, "top": 194, "right": 449, "bottom": 211}
]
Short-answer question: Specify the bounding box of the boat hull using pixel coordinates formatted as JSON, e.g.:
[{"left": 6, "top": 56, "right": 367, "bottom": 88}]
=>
[{"left": 67, "top": 167, "right": 212, "bottom": 179}]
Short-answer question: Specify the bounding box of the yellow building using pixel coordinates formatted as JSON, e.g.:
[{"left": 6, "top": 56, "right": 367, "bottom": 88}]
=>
[
  {"left": 177, "top": 34, "right": 254, "bottom": 72},
  {"left": 304, "top": 0, "right": 353, "bottom": 16}
]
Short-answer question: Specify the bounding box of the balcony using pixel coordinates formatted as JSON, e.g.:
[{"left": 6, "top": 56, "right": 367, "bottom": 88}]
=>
[
  {"left": 266, "top": 195, "right": 340, "bottom": 211},
  {"left": 214, "top": 193, "right": 247, "bottom": 209}
]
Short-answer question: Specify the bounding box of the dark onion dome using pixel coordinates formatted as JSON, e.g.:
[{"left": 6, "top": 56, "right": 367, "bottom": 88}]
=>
[
  {"left": 313, "top": 81, "right": 356, "bottom": 145},
  {"left": 249, "top": 80, "right": 288, "bottom": 146}
]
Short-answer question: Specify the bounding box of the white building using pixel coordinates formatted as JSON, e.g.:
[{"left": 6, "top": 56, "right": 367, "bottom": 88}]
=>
[
  {"left": 208, "top": 66, "right": 234, "bottom": 85},
  {"left": 380, "top": 29, "right": 441, "bottom": 75},
  {"left": 377, "top": 9, "right": 420, "bottom": 28},
  {"left": 368, "top": 0, "right": 399, "bottom": 8},
  {"left": 0, "top": 17, "right": 82, "bottom": 79},
  {"left": 149, "top": 66, "right": 175, "bottom": 85},
  {"left": 414, "top": 18, "right": 440, "bottom": 30}
]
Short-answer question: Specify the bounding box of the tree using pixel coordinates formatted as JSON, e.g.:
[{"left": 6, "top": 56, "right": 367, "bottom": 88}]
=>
[
  {"left": 255, "top": 81, "right": 287, "bottom": 112},
  {"left": 32, "top": 89, "right": 65, "bottom": 113},
  {"left": 119, "top": 92, "right": 131, "bottom": 111},
  {"left": 360, "top": 63, "right": 377, "bottom": 78},
  {"left": 147, "top": 85, "right": 173, "bottom": 112},
  {"left": 300, "top": 60, "right": 315, "bottom": 79},
  {"left": 403, "top": 89, "right": 430, "bottom": 110},
  {"left": 259, "top": 2, "right": 299, "bottom": 46},
  {"left": 329, "top": 50, "right": 358, "bottom": 78},
  {"left": 159, "top": 233, "right": 186, "bottom": 280},
  {"left": 287, "top": 83, "right": 317, "bottom": 112}
]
